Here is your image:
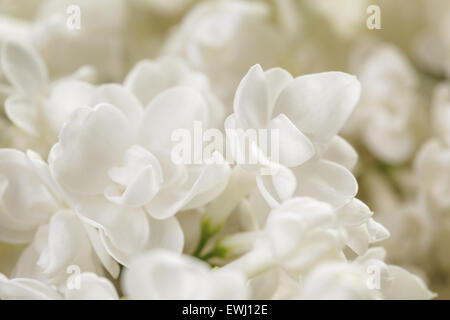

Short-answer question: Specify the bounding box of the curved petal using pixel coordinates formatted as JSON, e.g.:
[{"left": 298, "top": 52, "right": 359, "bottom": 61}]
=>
[
  {"left": 122, "top": 250, "right": 210, "bottom": 300},
  {"left": 383, "top": 266, "right": 436, "bottom": 300},
  {"left": 37, "top": 210, "right": 96, "bottom": 278},
  {"left": 76, "top": 196, "right": 150, "bottom": 264},
  {"left": 147, "top": 216, "right": 184, "bottom": 253},
  {"left": 124, "top": 59, "right": 174, "bottom": 106},
  {"left": 256, "top": 165, "right": 296, "bottom": 208},
  {"left": 322, "top": 136, "right": 358, "bottom": 171},
  {"left": 138, "top": 86, "right": 209, "bottom": 151},
  {"left": 64, "top": 273, "right": 118, "bottom": 300},
  {"left": 49, "top": 104, "right": 133, "bottom": 195},
  {"left": 91, "top": 84, "right": 143, "bottom": 127},
  {"left": 363, "top": 119, "right": 415, "bottom": 164},
  {"left": 0, "top": 276, "right": 61, "bottom": 300},
  {"left": 44, "top": 80, "right": 95, "bottom": 134},
  {"left": 273, "top": 72, "right": 361, "bottom": 144},
  {"left": 0, "top": 149, "right": 58, "bottom": 241},
  {"left": 337, "top": 198, "right": 373, "bottom": 227},
  {"left": 234, "top": 64, "right": 269, "bottom": 129},
  {"left": 105, "top": 145, "right": 163, "bottom": 207},
  {"left": 266, "top": 113, "right": 315, "bottom": 167},
  {"left": 83, "top": 224, "right": 120, "bottom": 279},
  {"left": 146, "top": 153, "right": 230, "bottom": 219},
  {"left": 264, "top": 67, "right": 293, "bottom": 113},
  {"left": 345, "top": 225, "right": 370, "bottom": 255},
  {"left": 5, "top": 96, "right": 39, "bottom": 136},
  {"left": 1, "top": 41, "right": 48, "bottom": 98},
  {"left": 292, "top": 159, "right": 358, "bottom": 208}
]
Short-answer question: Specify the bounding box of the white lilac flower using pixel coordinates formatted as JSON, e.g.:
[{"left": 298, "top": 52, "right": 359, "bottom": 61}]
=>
[
  {"left": 415, "top": 139, "right": 450, "bottom": 215},
  {"left": 248, "top": 248, "right": 434, "bottom": 300},
  {"left": 345, "top": 42, "right": 427, "bottom": 164},
  {"left": 0, "top": 41, "right": 97, "bottom": 155},
  {"left": 0, "top": 149, "right": 61, "bottom": 243},
  {"left": 0, "top": 0, "right": 444, "bottom": 300},
  {"left": 222, "top": 197, "right": 388, "bottom": 278},
  {"left": 32, "top": 0, "right": 127, "bottom": 80},
  {"left": 162, "top": 0, "right": 285, "bottom": 104},
  {"left": 299, "top": 247, "right": 435, "bottom": 300},
  {"left": 49, "top": 84, "right": 230, "bottom": 265},
  {"left": 124, "top": 57, "right": 225, "bottom": 128},
  {"left": 413, "top": 0, "right": 450, "bottom": 77},
  {"left": 357, "top": 167, "right": 435, "bottom": 267},
  {"left": 0, "top": 149, "right": 120, "bottom": 284},
  {"left": 11, "top": 210, "right": 105, "bottom": 288},
  {"left": 122, "top": 249, "right": 248, "bottom": 299},
  {"left": 0, "top": 272, "right": 118, "bottom": 300},
  {"left": 225, "top": 64, "right": 360, "bottom": 209}
]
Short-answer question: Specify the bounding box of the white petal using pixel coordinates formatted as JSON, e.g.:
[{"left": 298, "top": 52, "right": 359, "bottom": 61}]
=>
[
  {"left": 147, "top": 216, "right": 184, "bottom": 253},
  {"left": 266, "top": 113, "right": 314, "bottom": 167},
  {"left": 366, "top": 218, "right": 390, "bottom": 243},
  {"left": 383, "top": 266, "right": 436, "bottom": 300},
  {"left": 146, "top": 155, "right": 230, "bottom": 219},
  {"left": 234, "top": 64, "right": 269, "bottom": 129},
  {"left": 64, "top": 273, "right": 118, "bottom": 300},
  {"left": 337, "top": 198, "right": 373, "bottom": 227},
  {"left": 138, "top": 86, "right": 209, "bottom": 151},
  {"left": 76, "top": 196, "right": 150, "bottom": 264},
  {"left": 105, "top": 145, "right": 163, "bottom": 207},
  {"left": 1, "top": 41, "right": 48, "bottom": 98},
  {"left": 44, "top": 80, "right": 95, "bottom": 134},
  {"left": 345, "top": 225, "right": 370, "bottom": 255},
  {"left": 122, "top": 250, "right": 210, "bottom": 299},
  {"left": 256, "top": 165, "right": 296, "bottom": 208},
  {"left": 0, "top": 149, "right": 58, "bottom": 242},
  {"left": 0, "top": 276, "right": 61, "bottom": 300},
  {"left": 124, "top": 59, "right": 173, "bottom": 106},
  {"left": 292, "top": 159, "right": 358, "bottom": 208},
  {"left": 264, "top": 67, "right": 293, "bottom": 112},
  {"left": 49, "top": 104, "right": 133, "bottom": 195},
  {"left": 91, "top": 84, "right": 143, "bottom": 127},
  {"left": 273, "top": 72, "right": 361, "bottom": 144},
  {"left": 37, "top": 210, "right": 87, "bottom": 277},
  {"left": 83, "top": 224, "right": 120, "bottom": 279},
  {"left": 322, "top": 136, "right": 358, "bottom": 171},
  {"left": 5, "top": 96, "right": 39, "bottom": 135},
  {"left": 363, "top": 117, "right": 415, "bottom": 164}
]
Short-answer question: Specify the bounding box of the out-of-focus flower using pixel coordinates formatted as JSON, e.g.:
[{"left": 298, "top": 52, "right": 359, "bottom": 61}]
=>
[
  {"left": 345, "top": 42, "right": 427, "bottom": 164},
  {"left": 0, "top": 149, "right": 61, "bottom": 243},
  {"left": 430, "top": 82, "right": 450, "bottom": 147},
  {"left": 122, "top": 249, "right": 248, "bottom": 299},
  {"left": 413, "top": 0, "right": 450, "bottom": 78},
  {"left": 124, "top": 57, "right": 225, "bottom": 127},
  {"left": 415, "top": 139, "right": 450, "bottom": 215},
  {"left": 300, "top": 247, "right": 435, "bottom": 300},
  {"left": 0, "top": 272, "right": 118, "bottom": 300},
  {"left": 163, "top": 0, "right": 286, "bottom": 104},
  {"left": 0, "top": 41, "right": 97, "bottom": 155},
  {"left": 32, "top": 0, "right": 127, "bottom": 81}
]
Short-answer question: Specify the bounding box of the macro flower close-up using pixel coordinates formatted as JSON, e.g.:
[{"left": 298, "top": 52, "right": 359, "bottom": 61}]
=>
[{"left": 0, "top": 0, "right": 449, "bottom": 306}]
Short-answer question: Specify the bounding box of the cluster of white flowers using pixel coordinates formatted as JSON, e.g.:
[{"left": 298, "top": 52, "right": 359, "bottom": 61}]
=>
[{"left": 0, "top": 0, "right": 448, "bottom": 300}]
